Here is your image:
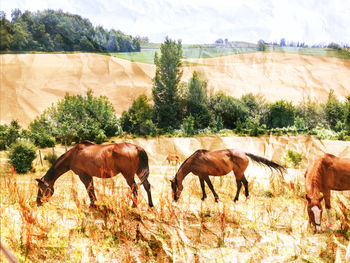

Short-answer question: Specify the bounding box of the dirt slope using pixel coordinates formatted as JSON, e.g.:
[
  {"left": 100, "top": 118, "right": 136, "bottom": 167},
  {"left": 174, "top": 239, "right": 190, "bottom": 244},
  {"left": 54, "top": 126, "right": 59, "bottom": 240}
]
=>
[{"left": 1, "top": 52, "right": 350, "bottom": 127}]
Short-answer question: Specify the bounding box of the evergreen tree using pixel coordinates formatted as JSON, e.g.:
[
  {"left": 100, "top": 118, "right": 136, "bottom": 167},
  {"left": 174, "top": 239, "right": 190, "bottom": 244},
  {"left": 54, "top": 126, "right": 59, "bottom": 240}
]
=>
[
  {"left": 187, "top": 71, "right": 210, "bottom": 129},
  {"left": 152, "top": 37, "right": 183, "bottom": 131},
  {"left": 325, "top": 89, "right": 344, "bottom": 130}
]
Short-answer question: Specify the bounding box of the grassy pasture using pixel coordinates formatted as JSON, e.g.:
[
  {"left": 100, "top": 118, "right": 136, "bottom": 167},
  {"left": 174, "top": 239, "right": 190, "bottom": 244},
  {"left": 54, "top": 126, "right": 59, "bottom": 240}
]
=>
[
  {"left": 106, "top": 45, "right": 350, "bottom": 64},
  {"left": 1, "top": 154, "right": 350, "bottom": 262}
]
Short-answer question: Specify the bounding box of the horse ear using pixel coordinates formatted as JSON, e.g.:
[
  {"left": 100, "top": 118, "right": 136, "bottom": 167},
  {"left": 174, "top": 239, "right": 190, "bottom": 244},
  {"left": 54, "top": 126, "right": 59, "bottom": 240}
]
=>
[
  {"left": 169, "top": 179, "right": 174, "bottom": 184},
  {"left": 36, "top": 178, "right": 45, "bottom": 185}
]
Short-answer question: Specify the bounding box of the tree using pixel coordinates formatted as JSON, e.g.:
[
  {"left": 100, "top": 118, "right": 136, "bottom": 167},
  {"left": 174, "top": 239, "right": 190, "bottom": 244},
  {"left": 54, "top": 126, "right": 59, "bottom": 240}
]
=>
[
  {"left": 209, "top": 92, "right": 249, "bottom": 129},
  {"left": 324, "top": 89, "right": 344, "bottom": 130},
  {"left": 152, "top": 37, "right": 183, "bottom": 131},
  {"left": 257, "top": 40, "right": 266, "bottom": 51},
  {"left": 0, "top": 12, "right": 12, "bottom": 51},
  {"left": 10, "top": 22, "right": 29, "bottom": 50},
  {"left": 268, "top": 100, "right": 295, "bottom": 128},
  {"left": 120, "top": 95, "right": 156, "bottom": 136},
  {"left": 186, "top": 71, "right": 210, "bottom": 129},
  {"left": 28, "top": 90, "right": 120, "bottom": 145},
  {"left": 280, "top": 38, "right": 286, "bottom": 47},
  {"left": 344, "top": 96, "right": 350, "bottom": 134}
]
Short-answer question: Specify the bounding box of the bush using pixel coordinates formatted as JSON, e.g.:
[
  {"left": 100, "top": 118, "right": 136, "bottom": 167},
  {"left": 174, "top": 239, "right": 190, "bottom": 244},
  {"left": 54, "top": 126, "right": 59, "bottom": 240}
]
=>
[
  {"left": 28, "top": 90, "right": 120, "bottom": 144},
  {"left": 182, "top": 115, "right": 195, "bottom": 136},
  {"left": 325, "top": 89, "right": 344, "bottom": 130},
  {"left": 210, "top": 92, "right": 249, "bottom": 129},
  {"left": 268, "top": 100, "right": 295, "bottom": 128},
  {"left": 95, "top": 130, "right": 107, "bottom": 144},
  {"left": 285, "top": 150, "right": 303, "bottom": 168},
  {"left": 0, "top": 120, "right": 21, "bottom": 150},
  {"left": 45, "top": 151, "right": 58, "bottom": 165},
  {"left": 8, "top": 140, "right": 36, "bottom": 174},
  {"left": 313, "top": 124, "right": 338, "bottom": 140},
  {"left": 121, "top": 95, "right": 154, "bottom": 136}
]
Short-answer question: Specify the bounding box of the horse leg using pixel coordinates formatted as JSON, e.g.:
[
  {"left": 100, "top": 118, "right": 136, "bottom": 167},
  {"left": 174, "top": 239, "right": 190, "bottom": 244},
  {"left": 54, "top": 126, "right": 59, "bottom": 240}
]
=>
[
  {"left": 324, "top": 191, "right": 332, "bottom": 227},
  {"left": 199, "top": 178, "right": 207, "bottom": 201},
  {"left": 203, "top": 175, "right": 219, "bottom": 202},
  {"left": 142, "top": 179, "right": 154, "bottom": 207},
  {"left": 124, "top": 176, "right": 138, "bottom": 208},
  {"left": 234, "top": 179, "right": 242, "bottom": 202},
  {"left": 78, "top": 175, "right": 97, "bottom": 208},
  {"left": 242, "top": 175, "right": 249, "bottom": 198}
]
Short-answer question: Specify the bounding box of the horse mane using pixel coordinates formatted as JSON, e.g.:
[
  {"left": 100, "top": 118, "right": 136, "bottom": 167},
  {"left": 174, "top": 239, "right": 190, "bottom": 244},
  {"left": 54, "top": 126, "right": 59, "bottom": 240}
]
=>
[
  {"left": 43, "top": 147, "right": 74, "bottom": 182},
  {"left": 175, "top": 150, "right": 207, "bottom": 181}
]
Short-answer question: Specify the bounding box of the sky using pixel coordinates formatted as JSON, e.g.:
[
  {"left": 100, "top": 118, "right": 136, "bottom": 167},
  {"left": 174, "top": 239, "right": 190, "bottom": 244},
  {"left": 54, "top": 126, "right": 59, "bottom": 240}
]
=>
[{"left": 1, "top": 0, "right": 349, "bottom": 45}]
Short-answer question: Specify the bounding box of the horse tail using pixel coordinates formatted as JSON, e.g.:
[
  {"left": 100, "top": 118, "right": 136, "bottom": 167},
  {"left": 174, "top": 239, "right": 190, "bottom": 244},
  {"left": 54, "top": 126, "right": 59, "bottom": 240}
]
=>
[
  {"left": 137, "top": 148, "right": 150, "bottom": 186},
  {"left": 245, "top": 153, "right": 286, "bottom": 174}
]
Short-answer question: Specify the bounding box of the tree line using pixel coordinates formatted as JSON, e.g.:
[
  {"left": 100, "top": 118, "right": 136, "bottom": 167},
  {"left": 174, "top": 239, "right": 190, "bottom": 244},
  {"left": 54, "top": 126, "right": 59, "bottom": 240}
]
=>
[
  {"left": 0, "top": 9, "right": 141, "bottom": 52},
  {"left": 1, "top": 37, "right": 350, "bottom": 153}
]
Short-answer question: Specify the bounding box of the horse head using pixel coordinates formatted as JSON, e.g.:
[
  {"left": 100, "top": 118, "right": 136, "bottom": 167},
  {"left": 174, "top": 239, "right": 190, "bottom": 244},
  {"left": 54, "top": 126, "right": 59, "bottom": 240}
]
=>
[
  {"left": 36, "top": 178, "right": 54, "bottom": 206},
  {"left": 306, "top": 194, "right": 324, "bottom": 232},
  {"left": 170, "top": 178, "right": 182, "bottom": 202}
]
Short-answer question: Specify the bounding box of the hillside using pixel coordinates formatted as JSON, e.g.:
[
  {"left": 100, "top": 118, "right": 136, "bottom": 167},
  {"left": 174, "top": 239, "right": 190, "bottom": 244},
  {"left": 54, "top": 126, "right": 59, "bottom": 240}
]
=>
[{"left": 1, "top": 52, "right": 350, "bottom": 127}]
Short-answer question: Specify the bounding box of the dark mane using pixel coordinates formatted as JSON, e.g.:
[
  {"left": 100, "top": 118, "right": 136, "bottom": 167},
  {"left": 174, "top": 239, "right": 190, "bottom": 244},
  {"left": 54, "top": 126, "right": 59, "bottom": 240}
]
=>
[
  {"left": 175, "top": 149, "right": 207, "bottom": 181},
  {"left": 42, "top": 149, "right": 72, "bottom": 182}
]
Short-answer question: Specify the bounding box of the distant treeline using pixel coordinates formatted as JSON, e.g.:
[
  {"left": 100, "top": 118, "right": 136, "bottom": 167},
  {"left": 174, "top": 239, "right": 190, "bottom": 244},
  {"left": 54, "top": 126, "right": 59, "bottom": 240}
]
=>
[{"left": 0, "top": 9, "right": 141, "bottom": 52}]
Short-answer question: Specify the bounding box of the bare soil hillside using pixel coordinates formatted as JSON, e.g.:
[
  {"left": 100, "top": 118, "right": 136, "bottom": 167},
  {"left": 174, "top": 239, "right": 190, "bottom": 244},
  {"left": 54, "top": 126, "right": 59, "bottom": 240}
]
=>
[{"left": 1, "top": 52, "right": 350, "bottom": 126}]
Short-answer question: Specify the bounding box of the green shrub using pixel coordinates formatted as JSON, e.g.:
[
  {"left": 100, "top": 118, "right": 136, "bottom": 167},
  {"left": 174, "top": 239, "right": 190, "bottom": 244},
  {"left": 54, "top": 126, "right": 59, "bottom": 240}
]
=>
[
  {"left": 210, "top": 92, "right": 249, "bottom": 129},
  {"left": 0, "top": 120, "right": 21, "bottom": 150},
  {"left": 182, "top": 115, "right": 195, "bottom": 136},
  {"left": 28, "top": 90, "right": 120, "bottom": 144},
  {"left": 120, "top": 95, "right": 154, "bottom": 136},
  {"left": 8, "top": 140, "right": 36, "bottom": 174},
  {"left": 285, "top": 150, "right": 303, "bottom": 168},
  {"left": 268, "top": 100, "right": 295, "bottom": 128},
  {"left": 313, "top": 124, "right": 338, "bottom": 140},
  {"left": 95, "top": 130, "right": 107, "bottom": 144},
  {"left": 45, "top": 151, "right": 58, "bottom": 165}
]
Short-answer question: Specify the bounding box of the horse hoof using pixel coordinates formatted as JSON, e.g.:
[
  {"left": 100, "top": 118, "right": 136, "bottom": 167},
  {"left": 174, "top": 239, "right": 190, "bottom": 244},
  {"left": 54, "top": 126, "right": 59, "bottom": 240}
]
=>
[
  {"left": 201, "top": 197, "right": 207, "bottom": 201},
  {"left": 132, "top": 203, "right": 137, "bottom": 208}
]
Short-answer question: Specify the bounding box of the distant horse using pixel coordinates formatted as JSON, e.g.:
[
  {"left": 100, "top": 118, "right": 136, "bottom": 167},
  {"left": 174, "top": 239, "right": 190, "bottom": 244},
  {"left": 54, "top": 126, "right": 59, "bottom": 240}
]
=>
[
  {"left": 36, "top": 141, "right": 153, "bottom": 208},
  {"left": 166, "top": 154, "right": 180, "bottom": 166},
  {"left": 305, "top": 153, "right": 350, "bottom": 232},
  {"left": 170, "top": 149, "right": 285, "bottom": 202}
]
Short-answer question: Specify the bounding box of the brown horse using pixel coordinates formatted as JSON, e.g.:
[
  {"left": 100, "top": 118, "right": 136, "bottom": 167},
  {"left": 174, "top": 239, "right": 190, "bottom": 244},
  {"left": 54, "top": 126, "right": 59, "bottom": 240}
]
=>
[
  {"left": 166, "top": 154, "right": 180, "bottom": 166},
  {"left": 36, "top": 141, "right": 153, "bottom": 208},
  {"left": 170, "top": 149, "right": 285, "bottom": 202},
  {"left": 305, "top": 153, "right": 350, "bottom": 232}
]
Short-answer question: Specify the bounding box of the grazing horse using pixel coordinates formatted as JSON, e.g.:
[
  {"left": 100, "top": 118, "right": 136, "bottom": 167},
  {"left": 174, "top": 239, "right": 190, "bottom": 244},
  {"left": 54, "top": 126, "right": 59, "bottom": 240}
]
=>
[
  {"left": 170, "top": 149, "right": 285, "bottom": 202},
  {"left": 36, "top": 141, "right": 153, "bottom": 208},
  {"left": 166, "top": 154, "right": 180, "bottom": 166},
  {"left": 305, "top": 153, "right": 350, "bottom": 232}
]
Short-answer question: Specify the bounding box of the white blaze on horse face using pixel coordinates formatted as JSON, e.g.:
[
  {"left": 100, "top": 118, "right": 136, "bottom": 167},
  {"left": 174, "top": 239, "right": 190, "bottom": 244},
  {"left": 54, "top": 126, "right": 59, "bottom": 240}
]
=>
[{"left": 311, "top": 206, "right": 321, "bottom": 231}]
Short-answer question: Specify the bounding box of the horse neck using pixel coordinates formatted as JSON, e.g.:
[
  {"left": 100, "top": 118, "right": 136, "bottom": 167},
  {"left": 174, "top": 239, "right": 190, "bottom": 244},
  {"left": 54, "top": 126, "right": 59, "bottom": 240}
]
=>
[
  {"left": 43, "top": 151, "right": 71, "bottom": 184},
  {"left": 175, "top": 161, "right": 191, "bottom": 187},
  {"left": 308, "top": 160, "right": 324, "bottom": 197}
]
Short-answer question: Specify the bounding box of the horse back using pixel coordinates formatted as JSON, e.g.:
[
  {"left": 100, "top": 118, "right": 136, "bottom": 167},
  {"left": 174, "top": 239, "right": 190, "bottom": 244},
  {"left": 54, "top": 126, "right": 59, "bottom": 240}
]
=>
[
  {"left": 320, "top": 154, "right": 350, "bottom": 191},
  {"left": 189, "top": 149, "right": 244, "bottom": 176}
]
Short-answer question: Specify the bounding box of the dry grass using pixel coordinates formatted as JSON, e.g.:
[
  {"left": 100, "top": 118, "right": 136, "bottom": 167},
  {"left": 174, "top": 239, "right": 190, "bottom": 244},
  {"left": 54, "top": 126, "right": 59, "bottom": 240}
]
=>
[{"left": 1, "top": 160, "right": 350, "bottom": 262}]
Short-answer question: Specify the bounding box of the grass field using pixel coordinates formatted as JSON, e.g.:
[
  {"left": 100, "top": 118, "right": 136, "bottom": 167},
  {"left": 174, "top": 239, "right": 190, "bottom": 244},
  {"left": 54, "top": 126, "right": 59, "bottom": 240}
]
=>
[
  {"left": 1, "top": 153, "right": 350, "bottom": 262},
  {"left": 106, "top": 45, "right": 350, "bottom": 64}
]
